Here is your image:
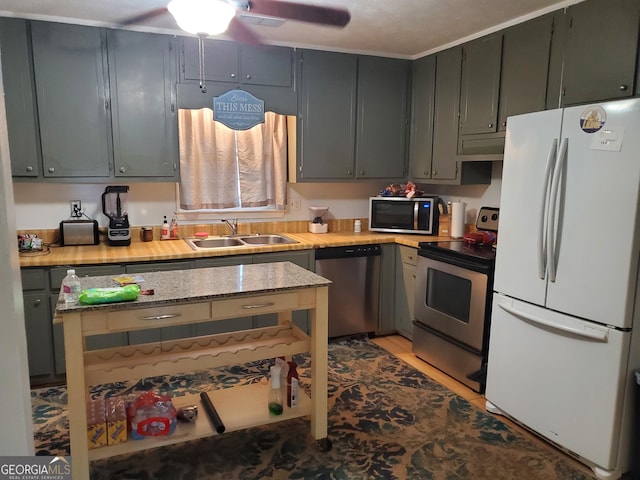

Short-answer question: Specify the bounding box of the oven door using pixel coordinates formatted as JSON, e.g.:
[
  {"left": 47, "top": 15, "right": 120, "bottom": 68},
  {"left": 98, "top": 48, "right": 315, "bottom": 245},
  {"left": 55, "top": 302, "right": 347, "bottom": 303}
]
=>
[{"left": 414, "top": 254, "right": 489, "bottom": 352}]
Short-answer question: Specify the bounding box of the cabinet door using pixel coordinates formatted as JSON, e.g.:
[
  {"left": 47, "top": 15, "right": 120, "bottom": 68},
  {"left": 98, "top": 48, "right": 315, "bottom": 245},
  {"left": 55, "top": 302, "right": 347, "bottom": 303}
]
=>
[
  {"left": 498, "top": 14, "right": 554, "bottom": 131},
  {"left": 409, "top": 55, "right": 436, "bottom": 180},
  {"left": 108, "top": 30, "right": 179, "bottom": 179},
  {"left": 31, "top": 22, "right": 111, "bottom": 178},
  {"left": 355, "top": 56, "right": 409, "bottom": 179},
  {"left": 562, "top": 0, "right": 640, "bottom": 105},
  {"left": 240, "top": 45, "right": 293, "bottom": 87},
  {"left": 459, "top": 34, "right": 502, "bottom": 136},
  {"left": 432, "top": 47, "right": 462, "bottom": 180},
  {"left": 23, "top": 292, "right": 54, "bottom": 377},
  {"left": 378, "top": 244, "right": 396, "bottom": 333},
  {"left": 0, "top": 18, "right": 41, "bottom": 177},
  {"left": 182, "top": 37, "right": 239, "bottom": 83},
  {"left": 298, "top": 49, "right": 357, "bottom": 180}
]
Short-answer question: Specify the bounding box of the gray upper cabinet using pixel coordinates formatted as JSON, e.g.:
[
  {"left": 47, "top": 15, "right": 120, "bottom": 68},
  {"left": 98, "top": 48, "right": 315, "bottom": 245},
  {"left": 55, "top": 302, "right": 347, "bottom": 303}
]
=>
[
  {"left": 498, "top": 13, "right": 555, "bottom": 130},
  {"left": 561, "top": 0, "right": 640, "bottom": 105},
  {"left": 355, "top": 56, "right": 409, "bottom": 179},
  {"left": 0, "top": 18, "right": 41, "bottom": 178},
  {"left": 108, "top": 29, "right": 179, "bottom": 179},
  {"left": 31, "top": 22, "right": 112, "bottom": 178},
  {"left": 298, "top": 49, "right": 357, "bottom": 180},
  {"left": 181, "top": 38, "right": 293, "bottom": 87},
  {"left": 409, "top": 55, "right": 436, "bottom": 180},
  {"left": 459, "top": 34, "right": 502, "bottom": 137},
  {"left": 458, "top": 14, "right": 555, "bottom": 157},
  {"left": 297, "top": 50, "right": 408, "bottom": 181}
]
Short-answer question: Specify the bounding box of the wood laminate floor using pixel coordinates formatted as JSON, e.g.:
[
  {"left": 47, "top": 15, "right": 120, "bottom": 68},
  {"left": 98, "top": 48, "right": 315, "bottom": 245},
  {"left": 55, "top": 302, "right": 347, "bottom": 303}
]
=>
[{"left": 373, "top": 334, "right": 597, "bottom": 479}]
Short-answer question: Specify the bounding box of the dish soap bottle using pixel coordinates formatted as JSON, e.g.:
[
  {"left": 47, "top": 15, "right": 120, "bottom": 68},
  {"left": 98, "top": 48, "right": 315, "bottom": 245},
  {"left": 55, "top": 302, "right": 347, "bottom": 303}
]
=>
[
  {"left": 268, "top": 365, "right": 283, "bottom": 416},
  {"left": 62, "top": 269, "right": 81, "bottom": 305},
  {"left": 161, "top": 216, "right": 170, "bottom": 240}
]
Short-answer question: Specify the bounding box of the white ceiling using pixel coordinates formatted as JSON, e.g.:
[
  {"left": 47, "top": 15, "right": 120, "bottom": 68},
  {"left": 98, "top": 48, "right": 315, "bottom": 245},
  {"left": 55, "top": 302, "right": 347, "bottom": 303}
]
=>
[{"left": 0, "top": 0, "right": 585, "bottom": 59}]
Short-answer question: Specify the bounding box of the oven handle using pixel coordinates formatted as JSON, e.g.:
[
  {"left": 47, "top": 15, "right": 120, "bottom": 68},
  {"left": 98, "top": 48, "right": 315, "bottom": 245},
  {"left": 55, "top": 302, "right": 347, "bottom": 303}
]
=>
[
  {"left": 547, "top": 137, "right": 568, "bottom": 283},
  {"left": 538, "top": 138, "right": 558, "bottom": 280},
  {"left": 418, "top": 251, "right": 492, "bottom": 275},
  {"left": 497, "top": 301, "right": 608, "bottom": 342}
]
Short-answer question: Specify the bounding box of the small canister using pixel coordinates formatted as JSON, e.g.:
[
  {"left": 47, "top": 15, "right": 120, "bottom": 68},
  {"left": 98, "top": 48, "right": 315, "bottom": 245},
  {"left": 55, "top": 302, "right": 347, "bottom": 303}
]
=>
[
  {"left": 141, "top": 227, "right": 153, "bottom": 242},
  {"left": 354, "top": 220, "right": 362, "bottom": 233}
]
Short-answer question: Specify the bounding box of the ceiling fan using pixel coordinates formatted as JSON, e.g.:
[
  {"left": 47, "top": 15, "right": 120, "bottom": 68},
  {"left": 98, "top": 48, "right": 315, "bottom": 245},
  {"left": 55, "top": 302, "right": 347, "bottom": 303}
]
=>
[{"left": 121, "top": 0, "right": 351, "bottom": 46}]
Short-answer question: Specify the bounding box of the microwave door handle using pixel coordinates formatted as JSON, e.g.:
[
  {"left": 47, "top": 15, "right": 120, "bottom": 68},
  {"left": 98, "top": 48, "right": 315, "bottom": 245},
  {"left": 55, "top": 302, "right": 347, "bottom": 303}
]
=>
[
  {"left": 413, "top": 201, "right": 419, "bottom": 231},
  {"left": 547, "top": 137, "right": 568, "bottom": 283},
  {"left": 538, "top": 138, "right": 558, "bottom": 279}
]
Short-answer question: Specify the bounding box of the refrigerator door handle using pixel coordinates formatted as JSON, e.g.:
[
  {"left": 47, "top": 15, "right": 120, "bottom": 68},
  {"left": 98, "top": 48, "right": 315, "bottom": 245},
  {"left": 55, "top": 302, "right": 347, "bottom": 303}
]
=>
[
  {"left": 547, "top": 137, "right": 568, "bottom": 283},
  {"left": 497, "top": 301, "right": 608, "bottom": 342},
  {"left": 538, "top": 138, "right": 558, "bottom": 280}
]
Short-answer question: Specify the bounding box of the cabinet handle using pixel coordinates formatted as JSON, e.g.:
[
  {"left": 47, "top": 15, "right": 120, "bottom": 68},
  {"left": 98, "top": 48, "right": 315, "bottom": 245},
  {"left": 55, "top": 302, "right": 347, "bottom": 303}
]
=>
[
  {"left": 620, "top": 85, "right": 628, "bottom": 91},
  {"left": 433, "top": 170, "right": 437, "bottom": 176},
  {"left": 423, "top": 171, "right": 428, "bottom": 175},
  {"left": 347, "top": 169, "right": 352, "bottom": 175},
  {"left": 501, "top": 121, "right": 507, "bottom": 127},
  {"left": 119, "top": 166, "right": 126, "bottom": 173},
  {"left": 488, "top": 123, "right": 494, "bottom": 128},
  {"left": 230, "top": 73, "right": 236, "bottom": 79},
  {"left": 359, "top": 170, "right": 365, "bottom": 175},
  {"left": 34, "top": 299, "right": 41, "bottom": 306},
  {"left": 48, "top": 167, "right": 55, "bottom": 173},
  {"left": 26, "top": 166, "right": 33, "bottom": 172},
  {"left": 245, "top": 74, "right": 252, "bottom": 80},
  {"left": 141, "top": 313, "right": 181, "bottom": 320},
  {"left": 241, "top": 302, "right": 275, "bottom": 309}
]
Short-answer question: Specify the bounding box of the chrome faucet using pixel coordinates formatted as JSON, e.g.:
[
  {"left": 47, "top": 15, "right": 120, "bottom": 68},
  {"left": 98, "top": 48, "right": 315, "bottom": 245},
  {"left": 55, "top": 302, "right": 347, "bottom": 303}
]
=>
[{"left": 221, "top": 218, "right": 238, "bottom": 236}]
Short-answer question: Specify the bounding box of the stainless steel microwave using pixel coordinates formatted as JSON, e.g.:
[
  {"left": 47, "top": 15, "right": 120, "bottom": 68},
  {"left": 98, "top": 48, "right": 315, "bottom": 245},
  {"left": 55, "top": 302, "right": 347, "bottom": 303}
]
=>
[{"left": 369, "top": 196, "right": 439, "bottom": 235}]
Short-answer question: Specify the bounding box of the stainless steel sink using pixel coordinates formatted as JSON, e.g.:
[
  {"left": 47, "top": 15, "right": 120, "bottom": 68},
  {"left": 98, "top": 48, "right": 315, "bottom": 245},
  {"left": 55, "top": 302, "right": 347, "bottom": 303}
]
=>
[
  {"left": 184, "top": 234, "right": 297, "bottom": 251},
  {"left": 238, "top": 234, "right": 297, "bottom": 245}
]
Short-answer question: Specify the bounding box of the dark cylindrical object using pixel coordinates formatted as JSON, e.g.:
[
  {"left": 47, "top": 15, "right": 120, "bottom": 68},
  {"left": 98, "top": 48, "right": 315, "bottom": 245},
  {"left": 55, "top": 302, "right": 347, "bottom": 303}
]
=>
[{"left": 199, "top": 392, "right": 225, "bottom": 434}]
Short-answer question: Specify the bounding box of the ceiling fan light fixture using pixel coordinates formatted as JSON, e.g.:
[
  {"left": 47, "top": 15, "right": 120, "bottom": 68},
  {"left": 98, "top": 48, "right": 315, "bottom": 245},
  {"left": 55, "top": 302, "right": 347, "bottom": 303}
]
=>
[{"left": 167, "top": 0, "right": 236, "bottom": 35}]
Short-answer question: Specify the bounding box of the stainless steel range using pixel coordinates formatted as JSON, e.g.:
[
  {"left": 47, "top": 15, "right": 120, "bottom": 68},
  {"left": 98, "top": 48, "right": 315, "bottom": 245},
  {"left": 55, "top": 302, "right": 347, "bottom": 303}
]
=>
[{"left": 412, "top": 207, "right": 499, "bottom": 392}]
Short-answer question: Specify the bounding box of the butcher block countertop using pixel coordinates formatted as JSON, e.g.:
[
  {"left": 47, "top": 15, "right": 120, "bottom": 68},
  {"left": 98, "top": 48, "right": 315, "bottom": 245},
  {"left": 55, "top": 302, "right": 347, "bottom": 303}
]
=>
[{"left": 19, "top": 231, "right": 451, "bottom": 268}]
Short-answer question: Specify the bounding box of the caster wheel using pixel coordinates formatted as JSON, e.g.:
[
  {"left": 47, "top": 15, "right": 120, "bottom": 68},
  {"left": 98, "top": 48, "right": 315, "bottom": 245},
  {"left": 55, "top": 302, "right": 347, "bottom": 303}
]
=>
[{"left": 317, "top": 437, "right": 332, "bottom": 452}]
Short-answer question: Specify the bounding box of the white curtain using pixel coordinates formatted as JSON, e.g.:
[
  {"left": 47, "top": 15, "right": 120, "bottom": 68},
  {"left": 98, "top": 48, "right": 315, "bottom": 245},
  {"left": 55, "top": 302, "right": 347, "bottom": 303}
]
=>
[{"left": 178, "top": 108, "right": 288, "bottom": 210}]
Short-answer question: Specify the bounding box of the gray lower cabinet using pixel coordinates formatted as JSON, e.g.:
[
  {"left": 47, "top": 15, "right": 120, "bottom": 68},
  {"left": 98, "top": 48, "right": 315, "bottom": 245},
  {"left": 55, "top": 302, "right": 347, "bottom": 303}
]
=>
[
  {"left": 107, "top": 29, "right": 179, "bottom": 179},
  {"left": 21, "top": 269, "right": 53, "bottom": 380},
  {"left": 377, "top": 244, "right": 396, "bottom": 334},
  {"left": 0, "top": 18, "right": 41, "bottom": 178},
  {"left": 50, "top": 264, "right": 125, "bottom": 376},
  {"left": 394, "top": 246, "right": 417, "bottom": 339},
  {"left": 31, "top": 21, "right": 112, "bottom": 178},
  {"left": 125, "top": 261, "right": 196, "bottom": 343},
  {"left": 561, "top": 0, "right": 640, "bottom": 105}
]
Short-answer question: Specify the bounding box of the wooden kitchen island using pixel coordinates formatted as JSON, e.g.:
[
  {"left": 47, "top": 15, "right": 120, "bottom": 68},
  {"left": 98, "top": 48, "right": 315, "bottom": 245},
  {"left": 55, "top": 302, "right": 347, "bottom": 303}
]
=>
[{"left": 53, "top": 261, "right": 331, "bottom": 480}]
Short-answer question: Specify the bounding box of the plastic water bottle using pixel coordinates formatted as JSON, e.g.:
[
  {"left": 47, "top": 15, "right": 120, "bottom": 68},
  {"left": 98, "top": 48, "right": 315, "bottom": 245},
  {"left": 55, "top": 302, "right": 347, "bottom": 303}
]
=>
[{"left": 62, "top": 269, "right": 81, "bottom": 305}]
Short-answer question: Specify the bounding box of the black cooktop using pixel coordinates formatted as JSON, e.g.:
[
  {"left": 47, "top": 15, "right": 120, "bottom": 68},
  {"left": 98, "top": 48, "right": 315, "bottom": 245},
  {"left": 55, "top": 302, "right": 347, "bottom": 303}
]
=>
[{"left": 418, "top": 240, "right": 496, "bottom": 263}]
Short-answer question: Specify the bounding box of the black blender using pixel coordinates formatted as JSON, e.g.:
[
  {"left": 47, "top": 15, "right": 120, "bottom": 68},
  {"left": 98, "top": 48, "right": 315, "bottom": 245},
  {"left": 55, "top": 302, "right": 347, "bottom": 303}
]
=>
[{"left": 102, "top": 186, "right": 131, "bottom": 246}]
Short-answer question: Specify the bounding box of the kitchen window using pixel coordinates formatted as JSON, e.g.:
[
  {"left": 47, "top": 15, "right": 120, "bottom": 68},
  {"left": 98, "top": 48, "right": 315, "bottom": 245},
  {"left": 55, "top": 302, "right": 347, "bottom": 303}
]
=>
[{"left": 176, "top": 108, "right": 289, "bottom": 217}]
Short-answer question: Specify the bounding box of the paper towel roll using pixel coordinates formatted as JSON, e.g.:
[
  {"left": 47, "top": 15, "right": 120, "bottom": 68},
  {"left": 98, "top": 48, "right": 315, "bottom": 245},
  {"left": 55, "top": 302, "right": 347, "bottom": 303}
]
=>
[{"left": 450, "top": 202, "right": 466, "bottom": 238}]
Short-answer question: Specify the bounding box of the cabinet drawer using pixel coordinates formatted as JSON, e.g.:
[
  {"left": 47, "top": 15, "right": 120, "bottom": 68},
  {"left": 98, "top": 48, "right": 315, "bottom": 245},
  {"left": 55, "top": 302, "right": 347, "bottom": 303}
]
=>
[
  {"left": 105, "top": 303, "right": 211, "bottom": 333},
  {"left": 212, "top": 291, "right": 315, "bottom": 320},
  {"left": 21, "top": 268, "right": 47, "bottom": 291},
  {"left": 398, "top": 246, "right": 418, "bottom": 266}
]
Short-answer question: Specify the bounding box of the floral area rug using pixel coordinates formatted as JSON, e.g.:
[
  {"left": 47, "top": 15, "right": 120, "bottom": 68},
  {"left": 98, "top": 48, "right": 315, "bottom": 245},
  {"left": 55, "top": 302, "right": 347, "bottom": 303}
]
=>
[{"left": 32, "top": 337, "right": 591, "bottom": 479}]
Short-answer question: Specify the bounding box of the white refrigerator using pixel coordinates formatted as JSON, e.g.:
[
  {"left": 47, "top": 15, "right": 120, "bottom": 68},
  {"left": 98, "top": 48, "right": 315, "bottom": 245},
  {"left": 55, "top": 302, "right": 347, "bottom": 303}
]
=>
[{"left": 486, "top": 98, "right": 640, "bottom": 480}]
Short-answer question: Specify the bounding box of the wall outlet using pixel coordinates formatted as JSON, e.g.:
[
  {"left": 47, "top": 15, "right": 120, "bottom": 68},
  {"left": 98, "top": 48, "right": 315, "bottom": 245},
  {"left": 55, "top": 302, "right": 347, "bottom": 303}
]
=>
[
  {"left": 289, "top": 197, "right": 301, "bottom": 211},
  {"left": 70, "top": 200, "right": 82, "bottom": 218}
]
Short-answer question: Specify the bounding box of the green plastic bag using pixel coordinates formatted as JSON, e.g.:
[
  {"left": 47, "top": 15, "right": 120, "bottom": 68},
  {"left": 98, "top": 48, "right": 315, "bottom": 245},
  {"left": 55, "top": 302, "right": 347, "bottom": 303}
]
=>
[{"left": 79, "top": 284, "right": 141, "bottom": 305}]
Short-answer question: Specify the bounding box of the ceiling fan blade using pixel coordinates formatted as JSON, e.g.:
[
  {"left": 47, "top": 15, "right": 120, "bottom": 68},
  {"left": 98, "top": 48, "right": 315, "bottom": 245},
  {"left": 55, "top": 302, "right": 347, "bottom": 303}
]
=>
[
  {"left": 226, "top": 17, "right": 262, "bottom": 45},
  {"left": 247, "top": 0, "right": 351, "bottom": 27},
  {"left": 119, "top": 7, "right": 169, "bottom": 26}
]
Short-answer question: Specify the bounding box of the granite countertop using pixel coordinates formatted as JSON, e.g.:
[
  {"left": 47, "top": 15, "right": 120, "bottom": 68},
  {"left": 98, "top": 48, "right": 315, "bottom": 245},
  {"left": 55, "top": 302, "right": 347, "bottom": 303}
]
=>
[
  {"left": 55, "top": 261, "right": 332, "bottom": 314},
  {"left": 20, "top": 231, "right": 448, "bottom": 268}
]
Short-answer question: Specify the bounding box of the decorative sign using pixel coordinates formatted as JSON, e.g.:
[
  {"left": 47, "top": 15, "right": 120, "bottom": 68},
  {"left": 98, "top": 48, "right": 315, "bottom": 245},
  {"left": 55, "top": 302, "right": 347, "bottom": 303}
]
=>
[
  {"left": 579, "top": 105, "right": 606, "bottom": 133},
  {"left": 213, "top": 89, "right": 265, "bottom": 130}
]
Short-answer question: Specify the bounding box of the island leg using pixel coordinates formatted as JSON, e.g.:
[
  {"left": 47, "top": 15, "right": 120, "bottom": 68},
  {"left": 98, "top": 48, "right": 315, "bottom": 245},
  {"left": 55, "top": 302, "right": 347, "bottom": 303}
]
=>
[
  {"left": 63, "top": 313, "right": 91, "bottom": 479},
  {"left": 310, "top": 286, "right": 329, "bottom": 448}
]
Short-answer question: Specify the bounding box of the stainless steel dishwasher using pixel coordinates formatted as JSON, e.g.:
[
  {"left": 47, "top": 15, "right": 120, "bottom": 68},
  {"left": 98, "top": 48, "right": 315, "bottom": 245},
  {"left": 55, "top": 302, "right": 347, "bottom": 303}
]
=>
[{"left": 315, "top": 244, "right": 381, "bottom": 338}]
